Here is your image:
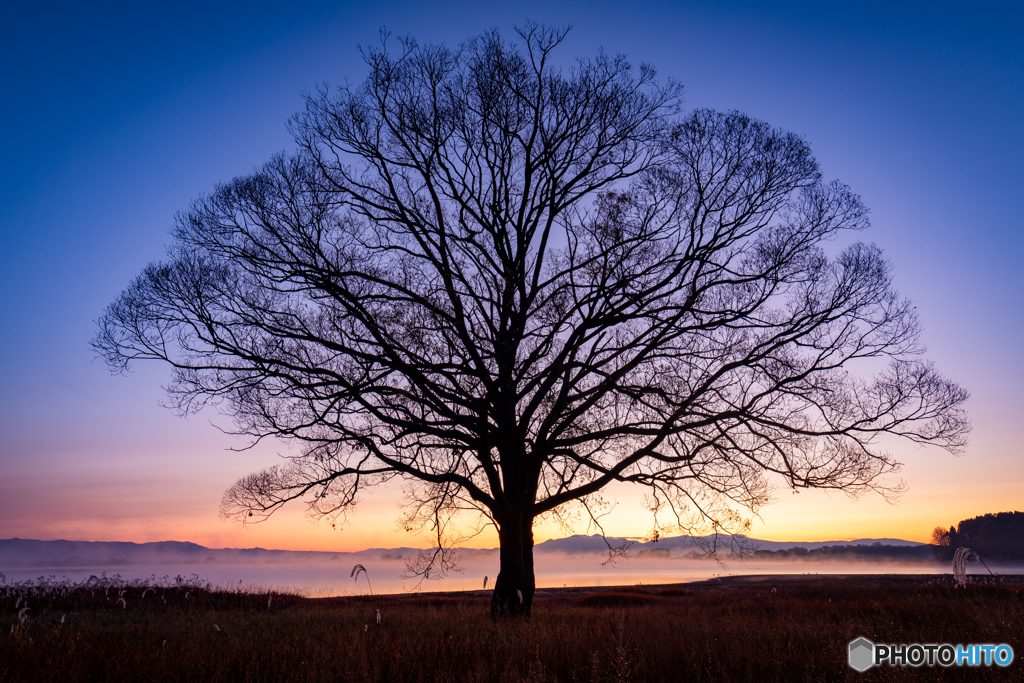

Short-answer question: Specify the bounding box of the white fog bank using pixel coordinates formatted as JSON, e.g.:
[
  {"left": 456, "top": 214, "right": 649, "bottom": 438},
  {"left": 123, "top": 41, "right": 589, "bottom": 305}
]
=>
[{"left": 3, "top": 537, "right": 1020, "bottom": 596}]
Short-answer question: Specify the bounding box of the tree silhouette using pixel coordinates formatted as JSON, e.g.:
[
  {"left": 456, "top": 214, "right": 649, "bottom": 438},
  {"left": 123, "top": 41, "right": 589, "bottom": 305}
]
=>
[
  {"left": 935, "top": 512, "right": 1024, "bottom": 560},
  {"left": 95, "top": 25, "right": 969, "bottom": 616}
]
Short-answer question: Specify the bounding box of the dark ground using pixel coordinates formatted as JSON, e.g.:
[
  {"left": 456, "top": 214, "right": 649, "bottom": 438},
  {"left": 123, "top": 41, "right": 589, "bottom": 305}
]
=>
[{"left": 2, "top": 574, "right": 1022, "bottom": 682}]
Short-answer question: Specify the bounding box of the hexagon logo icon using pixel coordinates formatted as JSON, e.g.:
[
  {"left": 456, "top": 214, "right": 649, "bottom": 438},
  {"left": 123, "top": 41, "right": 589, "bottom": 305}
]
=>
[{"left": 848, "top": 637, "right": 875, "bottom": 672}]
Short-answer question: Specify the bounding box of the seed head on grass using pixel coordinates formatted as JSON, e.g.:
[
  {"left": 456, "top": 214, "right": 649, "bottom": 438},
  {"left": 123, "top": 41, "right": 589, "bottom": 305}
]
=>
[
  {"left": 351, "top": 564, "right": 372, "bottom": 595},
  {"left": 953, "top": 547, "right": 997, "bottom": 587}
]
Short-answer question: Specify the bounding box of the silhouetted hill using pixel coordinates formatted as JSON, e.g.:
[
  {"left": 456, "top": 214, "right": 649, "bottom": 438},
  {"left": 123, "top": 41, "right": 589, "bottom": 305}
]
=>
[
  {"left": 0, "top": 538, "right": 377, "bottom": 568},
  {"left": 532, "top": 534, "right": 924, "bottom": 555},
  {"left": 934, "top": 511, "right": 1024, "bottom": 560}
]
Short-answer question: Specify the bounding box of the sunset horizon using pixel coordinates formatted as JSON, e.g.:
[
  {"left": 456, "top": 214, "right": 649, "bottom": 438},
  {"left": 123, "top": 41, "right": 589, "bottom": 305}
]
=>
[
  {"left": 6, "top": 7, "right": 1021, "bottom": 570},
  {"left": 3, "top": 3, "right": 1022, "bottom": 677}
]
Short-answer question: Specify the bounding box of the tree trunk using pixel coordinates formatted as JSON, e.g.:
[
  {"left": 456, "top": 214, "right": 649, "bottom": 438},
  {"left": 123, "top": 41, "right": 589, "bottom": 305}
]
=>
[{"left": 490, "top": 513, "right": 535, "bottom": 617}]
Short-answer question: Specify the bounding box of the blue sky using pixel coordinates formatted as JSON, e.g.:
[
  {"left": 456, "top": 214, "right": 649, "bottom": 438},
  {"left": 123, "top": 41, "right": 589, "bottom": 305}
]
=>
[{"left": 1, "top": 0, "right": 1021, "bottom": 550}]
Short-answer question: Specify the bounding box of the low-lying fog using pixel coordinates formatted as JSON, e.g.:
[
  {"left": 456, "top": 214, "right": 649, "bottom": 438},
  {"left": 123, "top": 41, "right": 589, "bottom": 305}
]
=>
[{"left": 3, "top": 538, "right": 1020, "bottom": 595}]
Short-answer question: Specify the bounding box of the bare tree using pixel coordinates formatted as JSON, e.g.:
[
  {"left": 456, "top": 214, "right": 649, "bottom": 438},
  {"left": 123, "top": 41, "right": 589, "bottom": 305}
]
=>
[{"left": 95, "top": 25, "right": 969, "bottom": 616}]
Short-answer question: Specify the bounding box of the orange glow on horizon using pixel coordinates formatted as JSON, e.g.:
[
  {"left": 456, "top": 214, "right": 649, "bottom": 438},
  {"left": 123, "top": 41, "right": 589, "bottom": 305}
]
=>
[{"left": 3, "top": 439, "right": 1020, "bottom": 553}]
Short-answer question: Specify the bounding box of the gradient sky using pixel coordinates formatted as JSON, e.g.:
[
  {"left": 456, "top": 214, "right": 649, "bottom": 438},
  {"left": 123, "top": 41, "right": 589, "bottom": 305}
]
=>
[{"left": 2, "top": 0, "right": 1022, "bottom": 553}]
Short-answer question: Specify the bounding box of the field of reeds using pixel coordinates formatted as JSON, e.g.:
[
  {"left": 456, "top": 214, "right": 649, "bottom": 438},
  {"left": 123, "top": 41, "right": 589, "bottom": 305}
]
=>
[{"left": 1, "top": 573, "right": 1022, "bottom": 682}]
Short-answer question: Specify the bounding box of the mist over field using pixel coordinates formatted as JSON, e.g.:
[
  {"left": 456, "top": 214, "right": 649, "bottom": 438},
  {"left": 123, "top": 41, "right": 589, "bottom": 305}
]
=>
[{"left": 5, "top": 536, "right": 1020, "bottom": 596}]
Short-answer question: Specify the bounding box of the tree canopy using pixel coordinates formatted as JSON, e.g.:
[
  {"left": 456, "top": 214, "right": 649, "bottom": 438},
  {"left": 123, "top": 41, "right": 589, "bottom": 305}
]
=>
[{"left": 95, "top": 25, "right": 969, "bottom": 615}]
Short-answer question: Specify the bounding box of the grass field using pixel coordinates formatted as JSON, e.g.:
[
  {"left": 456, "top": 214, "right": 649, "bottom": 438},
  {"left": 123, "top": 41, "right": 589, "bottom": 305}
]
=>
[{"left": 2, "top": 574, "right": 1022, "bottom": 682}]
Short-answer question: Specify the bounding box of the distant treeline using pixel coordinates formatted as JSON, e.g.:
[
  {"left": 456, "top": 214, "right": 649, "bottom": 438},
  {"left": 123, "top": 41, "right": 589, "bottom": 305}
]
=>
[
  {"left": 749, "top": 544, "right": 935, "bottom": 561},
  {"left": 932, "top": 511, "right": 1024, "bottom": 560}
]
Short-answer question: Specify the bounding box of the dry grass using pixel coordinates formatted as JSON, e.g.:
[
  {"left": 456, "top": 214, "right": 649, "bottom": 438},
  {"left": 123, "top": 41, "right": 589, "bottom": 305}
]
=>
[{"left": 1, "top": 574, "right": 1022, "bottom": 682}]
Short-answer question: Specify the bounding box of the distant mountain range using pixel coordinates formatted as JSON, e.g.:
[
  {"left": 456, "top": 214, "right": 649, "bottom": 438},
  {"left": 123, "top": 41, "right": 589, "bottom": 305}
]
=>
[
  {"left": 533, "top": 534, "right": 924, "bottom": 554},
  {"left": 0, "top": 535, "right": 925, "bottom": 569}
]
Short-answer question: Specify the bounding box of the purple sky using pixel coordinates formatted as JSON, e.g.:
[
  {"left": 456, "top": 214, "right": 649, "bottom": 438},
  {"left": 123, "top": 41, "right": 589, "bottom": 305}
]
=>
[{"left": 1, "top": 0, "right": 1021, "bottom": 551}]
